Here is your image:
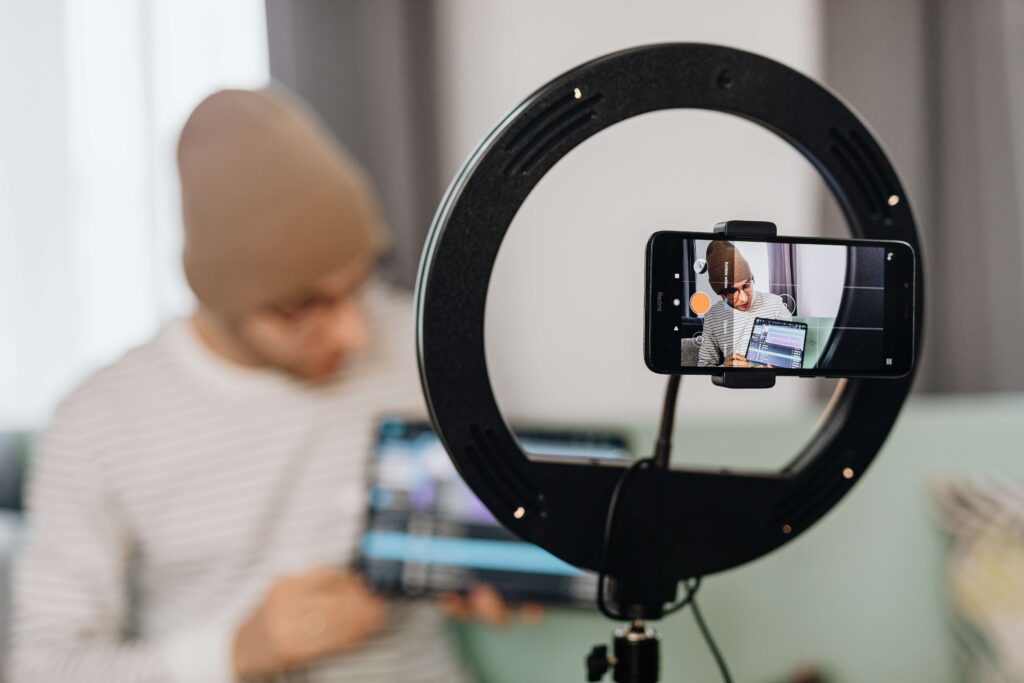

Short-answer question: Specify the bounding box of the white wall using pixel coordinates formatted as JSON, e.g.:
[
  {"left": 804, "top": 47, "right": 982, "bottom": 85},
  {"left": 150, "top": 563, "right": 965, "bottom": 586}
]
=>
[
  {"left": 435, "top": 0, "right": 827, "bottom": 432},
  {"left": 796, "top": 244, "right": 847, "bottom": 318},
  {"left": 0, "top": 1, "right": 73, "bottom": 429}
]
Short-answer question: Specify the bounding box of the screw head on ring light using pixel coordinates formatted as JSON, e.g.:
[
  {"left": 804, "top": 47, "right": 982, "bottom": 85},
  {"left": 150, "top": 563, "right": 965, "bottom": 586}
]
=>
[{"left": 416, "top": 43, "right": 924, "bottom": 582}]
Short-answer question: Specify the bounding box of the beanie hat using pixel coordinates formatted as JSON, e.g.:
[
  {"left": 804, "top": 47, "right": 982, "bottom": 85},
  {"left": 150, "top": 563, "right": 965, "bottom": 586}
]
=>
[
  {"left": 705, "top": 240, "right": 752, "bottom": 295},
  {"left": 178, "top": 87, "right": 387, "bottom": 314}
]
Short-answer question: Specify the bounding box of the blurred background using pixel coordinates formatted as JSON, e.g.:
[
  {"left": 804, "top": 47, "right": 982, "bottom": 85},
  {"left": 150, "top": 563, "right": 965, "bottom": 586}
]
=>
[
  {"left": 2, "top": 1, "right": 1023, "bottom": 682},
  {"left": 3, "top": 0, "right": 1023, "bottom": 426}
]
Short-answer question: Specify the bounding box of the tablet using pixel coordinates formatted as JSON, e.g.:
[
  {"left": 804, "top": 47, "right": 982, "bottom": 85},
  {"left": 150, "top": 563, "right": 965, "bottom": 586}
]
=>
[
  {"left": 746, "top": 318, "right": 808, "bottom": 369},
  {"left": 357, "top": 417, "right": 631, "bottom": 605}
]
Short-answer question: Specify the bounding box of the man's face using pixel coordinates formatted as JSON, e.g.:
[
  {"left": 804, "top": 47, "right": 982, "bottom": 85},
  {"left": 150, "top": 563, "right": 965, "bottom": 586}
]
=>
[
  {"left": 235, "top": 263, "right": 372, "bottom": 382},
  {"left": 723, "top": 278, "right": 753, "bottom": 312}
]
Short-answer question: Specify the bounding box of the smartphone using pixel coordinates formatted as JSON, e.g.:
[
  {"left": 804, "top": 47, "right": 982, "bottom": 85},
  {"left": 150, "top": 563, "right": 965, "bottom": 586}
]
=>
[{"left": 644, "top": 231, "right": 916, "bottom": 377}]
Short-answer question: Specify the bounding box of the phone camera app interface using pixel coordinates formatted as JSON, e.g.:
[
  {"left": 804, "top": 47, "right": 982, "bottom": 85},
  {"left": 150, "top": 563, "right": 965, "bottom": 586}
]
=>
[{"left": 675, "top": 239, "right": 886, "bottom": 371}]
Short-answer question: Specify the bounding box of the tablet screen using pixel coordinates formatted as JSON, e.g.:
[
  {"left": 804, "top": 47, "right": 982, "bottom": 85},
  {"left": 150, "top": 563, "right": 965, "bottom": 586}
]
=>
[
  {"left": 746, "top": 318, "right": 808, "bottom": 369},
  {"left": 358, "top": 418, "right": 630, "bottom": 605}
]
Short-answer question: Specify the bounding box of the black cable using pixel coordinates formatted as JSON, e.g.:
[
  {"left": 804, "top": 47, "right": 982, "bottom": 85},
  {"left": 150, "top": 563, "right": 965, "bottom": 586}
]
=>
[
  {"left": 596, "top": 456, "right": 653, "bottom": 620},
  {"left": 596, "top": 374, "right": 735, "bottom": 682},
  {"left": 661, "top": 576, "right": 701, "bottom": 616},
  {"left": 687, "top": 582, "right": 734, "bottom": 683},
  {"left": 597, "top": 375, "right": 682, "bottom": 618}
]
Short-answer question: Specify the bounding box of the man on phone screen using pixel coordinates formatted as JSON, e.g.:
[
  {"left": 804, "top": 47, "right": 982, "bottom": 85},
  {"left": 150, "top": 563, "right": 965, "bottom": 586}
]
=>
[{"left": 697, "top": 240, "right": 792, "bottom": 368}]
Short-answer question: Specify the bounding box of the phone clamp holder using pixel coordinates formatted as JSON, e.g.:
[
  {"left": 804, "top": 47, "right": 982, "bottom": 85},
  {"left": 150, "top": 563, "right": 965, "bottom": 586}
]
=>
[
  {"left": 415, "top": 43, "right": 924, "bottom": 682},
  {"left": 710, "top": 220, "right": 779, "bottom": 389}
]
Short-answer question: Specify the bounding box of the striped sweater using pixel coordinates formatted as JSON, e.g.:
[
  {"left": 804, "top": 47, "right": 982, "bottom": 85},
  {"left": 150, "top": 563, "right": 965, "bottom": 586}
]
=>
[
  {"left": 9, "top": 283, "right": 469, "bottom": 683},
  {"left": 697, "top": 290, "right": 793, "bottom": 366}
]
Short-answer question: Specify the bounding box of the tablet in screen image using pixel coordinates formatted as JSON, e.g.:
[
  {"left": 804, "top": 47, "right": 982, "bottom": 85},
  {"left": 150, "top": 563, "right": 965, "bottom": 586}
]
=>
[{"left": 746, "top": 318, "right": 808, "bottom": 369}]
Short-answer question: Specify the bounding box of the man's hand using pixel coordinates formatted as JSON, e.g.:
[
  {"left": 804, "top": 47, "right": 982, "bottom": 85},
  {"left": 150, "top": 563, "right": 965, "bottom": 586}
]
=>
[
  {"left": 437, "top": 583, "right": 545, "bottom": 627},
  {"left": 723, "top": 353, "right": 751, "bottom": 368},
  {"left": 232, "top": 566, "right": 386, "bottom": 680}
]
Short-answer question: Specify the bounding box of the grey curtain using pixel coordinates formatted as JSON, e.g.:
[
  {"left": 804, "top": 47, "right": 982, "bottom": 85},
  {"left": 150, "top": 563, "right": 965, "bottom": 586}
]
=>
[
  {"left": 823, "top": 0, "right": 1024, "bottom": 393},
  {"left": 767, "top": 243, "right": 798, "bottom": 315},
  {"left": 265, "top": 0, "right": 442, "bottom": 290}
]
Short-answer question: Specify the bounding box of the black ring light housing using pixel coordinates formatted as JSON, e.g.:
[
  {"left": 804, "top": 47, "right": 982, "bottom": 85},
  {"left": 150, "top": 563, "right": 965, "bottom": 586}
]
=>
[{"left": 416, "top": 44, "right": 923, "bottom": 586}]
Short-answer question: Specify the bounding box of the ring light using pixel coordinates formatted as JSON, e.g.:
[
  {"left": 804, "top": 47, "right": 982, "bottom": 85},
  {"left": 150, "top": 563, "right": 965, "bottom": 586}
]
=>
[{"left": 415, "top": 43, "right": 923, "bottom": 584}]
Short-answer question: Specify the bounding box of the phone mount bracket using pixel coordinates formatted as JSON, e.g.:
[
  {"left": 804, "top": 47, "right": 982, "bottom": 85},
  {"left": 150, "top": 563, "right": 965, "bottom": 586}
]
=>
[
  {"left": 710, "top": 220, "right": 779, "bottom": 390},
  {"left": 416, "top": 42, "right": 924, "bottom": 582},
  {"left": 713, "top": 219, "right": 777, "bottom": 239}
]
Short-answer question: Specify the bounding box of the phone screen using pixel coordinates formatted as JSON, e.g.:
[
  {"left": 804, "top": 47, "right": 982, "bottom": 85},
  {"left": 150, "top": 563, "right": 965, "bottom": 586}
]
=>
[{"left": 644, "top": 231, "right": 916, "bottom": 377}]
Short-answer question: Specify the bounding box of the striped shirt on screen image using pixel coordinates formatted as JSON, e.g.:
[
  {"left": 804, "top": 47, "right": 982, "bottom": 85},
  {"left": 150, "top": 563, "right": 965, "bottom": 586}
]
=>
[{"left": 697, "top": 290, "right": 792, "bottom": 366}]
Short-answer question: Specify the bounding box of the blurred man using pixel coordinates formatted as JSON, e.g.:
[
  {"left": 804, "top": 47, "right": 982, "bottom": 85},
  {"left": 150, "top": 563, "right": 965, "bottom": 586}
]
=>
[
  {"left": 697, "top": 240, "right": 791, "bottom": 367},
  {"left": 9, "top": 88, "right": 498, "bottom": 682}
]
